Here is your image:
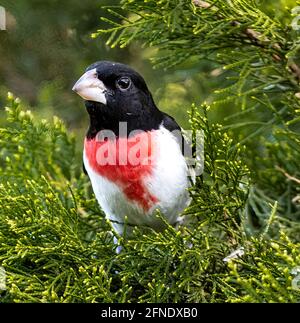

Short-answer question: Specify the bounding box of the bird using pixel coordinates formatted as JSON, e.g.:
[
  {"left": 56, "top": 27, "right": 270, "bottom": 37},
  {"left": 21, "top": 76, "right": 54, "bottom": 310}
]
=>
[{"left": 72, "top": 61, "right": 191, "bottom": 236}]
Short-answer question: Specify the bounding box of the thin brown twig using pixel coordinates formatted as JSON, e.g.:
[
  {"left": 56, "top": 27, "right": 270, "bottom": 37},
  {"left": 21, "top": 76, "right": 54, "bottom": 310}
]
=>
[{"left": 276, "top": 166, "right": 300, "bottom": 185}]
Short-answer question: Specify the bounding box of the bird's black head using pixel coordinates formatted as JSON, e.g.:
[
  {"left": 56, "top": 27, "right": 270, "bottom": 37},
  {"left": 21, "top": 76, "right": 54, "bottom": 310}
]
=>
[{"left": 73, "top": 61, "right": 163, "bottom": 138}]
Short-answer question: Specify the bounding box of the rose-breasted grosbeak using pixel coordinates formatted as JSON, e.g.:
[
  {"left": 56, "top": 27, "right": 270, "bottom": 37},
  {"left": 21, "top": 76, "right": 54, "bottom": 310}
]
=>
[{"left": 73, "top": 61, "right": 190, "bottom": 236}]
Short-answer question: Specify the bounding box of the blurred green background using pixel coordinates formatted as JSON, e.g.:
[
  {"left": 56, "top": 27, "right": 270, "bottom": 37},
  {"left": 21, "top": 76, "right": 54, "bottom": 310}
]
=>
[
  {"left": 0, "top": 0, "right": 297, "bottom": 142},
  {"left": 0, "top": 0, "right": 227, "bottom": 134}
]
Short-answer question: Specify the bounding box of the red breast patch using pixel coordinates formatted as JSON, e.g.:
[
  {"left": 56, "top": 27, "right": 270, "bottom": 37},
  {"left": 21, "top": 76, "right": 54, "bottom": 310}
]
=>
[{"left": 84, "top": 131, "right": 159, "bottom": 211}]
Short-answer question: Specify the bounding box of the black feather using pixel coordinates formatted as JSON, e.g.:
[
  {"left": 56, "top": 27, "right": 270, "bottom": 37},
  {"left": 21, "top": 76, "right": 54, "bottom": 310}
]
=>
[
  {"left": 85, "top": 61, "right": 164, "bottom": 138},
  {"left": 161, "top": 112, "right": 181, "bottom": 132},
  {"left": 82, "top": 62, "right": 188, "bottom": 158},
  {"left": 83, "top": 162, "right": 87, "bottom": 175}
]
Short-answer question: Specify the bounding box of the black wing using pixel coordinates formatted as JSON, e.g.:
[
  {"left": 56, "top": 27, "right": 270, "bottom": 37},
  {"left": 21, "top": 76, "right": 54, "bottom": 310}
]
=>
[
  {"left": 83, "top": 161, "right": 87, "bottom": 175},
  {"left": 162, "top": 112, "right": 198, "bottom": 184},
  {"left": 162, "top": 112, "right": 182, "bottom": 132}
]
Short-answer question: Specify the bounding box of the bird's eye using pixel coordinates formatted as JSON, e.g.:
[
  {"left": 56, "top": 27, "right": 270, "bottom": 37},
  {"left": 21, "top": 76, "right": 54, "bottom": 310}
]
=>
[{"left": 116, "top": 77, "right": 131, "bottom": 91}]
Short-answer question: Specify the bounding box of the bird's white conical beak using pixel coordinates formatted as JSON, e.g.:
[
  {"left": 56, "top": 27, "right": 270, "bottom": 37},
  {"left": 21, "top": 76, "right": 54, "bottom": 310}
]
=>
[{"left": 72, "top": 68, "right": 107, "bottom": 105}]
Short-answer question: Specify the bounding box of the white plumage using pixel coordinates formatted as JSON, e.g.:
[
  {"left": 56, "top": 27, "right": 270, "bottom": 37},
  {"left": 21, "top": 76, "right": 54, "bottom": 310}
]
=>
[{"left": 83, "top": 125, "right": 190, "bottom": 236}]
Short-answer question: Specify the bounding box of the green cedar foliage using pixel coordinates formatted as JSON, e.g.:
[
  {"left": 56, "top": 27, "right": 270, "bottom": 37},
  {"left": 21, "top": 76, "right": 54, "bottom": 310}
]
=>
[
  {"left": 0, "top": 93, "right": 299, "bottom": 303},
  {"left": 93, "top": 1, "right": 300, "bottom": 228},
  {"left": 0, "top": 0, "right": 300, "bottom": 303}
]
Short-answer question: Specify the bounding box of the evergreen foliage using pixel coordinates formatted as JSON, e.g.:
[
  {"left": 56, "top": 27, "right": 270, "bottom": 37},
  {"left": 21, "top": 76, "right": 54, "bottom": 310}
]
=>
[
  {"left": 0, "top": 93, "right": 299, "bottom": 303},
  {"left": 0, "top": 0, "right": 300, "bottom": 302}
]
